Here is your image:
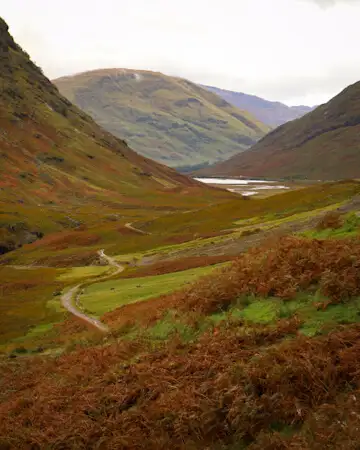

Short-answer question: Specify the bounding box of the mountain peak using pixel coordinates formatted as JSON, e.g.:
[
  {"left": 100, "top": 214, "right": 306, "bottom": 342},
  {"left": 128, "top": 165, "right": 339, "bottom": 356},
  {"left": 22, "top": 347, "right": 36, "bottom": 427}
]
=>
[{"left": 54, "top": 69, "right": 269, "bottom": 171}]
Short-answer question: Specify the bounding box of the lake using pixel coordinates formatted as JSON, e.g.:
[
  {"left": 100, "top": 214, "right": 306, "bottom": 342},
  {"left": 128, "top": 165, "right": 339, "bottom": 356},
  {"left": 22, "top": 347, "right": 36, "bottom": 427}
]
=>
[{"left": 194, "top": 177, "right": 290, "bottom": 197}]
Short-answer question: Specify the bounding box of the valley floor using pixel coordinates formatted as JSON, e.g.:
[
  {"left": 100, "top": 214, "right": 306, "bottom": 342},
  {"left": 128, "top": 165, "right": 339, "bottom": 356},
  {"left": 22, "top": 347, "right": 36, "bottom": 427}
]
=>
[{"left": 1, "top": 181, "right": 360, "bottom": 449}]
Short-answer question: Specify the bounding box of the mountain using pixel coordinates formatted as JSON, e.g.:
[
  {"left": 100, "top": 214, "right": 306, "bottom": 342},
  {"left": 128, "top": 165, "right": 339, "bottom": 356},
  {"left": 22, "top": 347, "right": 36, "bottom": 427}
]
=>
[
  {"left": 201, "top": 85, "right": 315, "bottom": 127},
  {"left": 198, "top": 81, "right": 360, "bottom": 180},
  {"left": 53, "top": 70, "right": 270, "bottom": 171},
  {"left": 0, "top": 18, "right": 229, "bottom": 257}
]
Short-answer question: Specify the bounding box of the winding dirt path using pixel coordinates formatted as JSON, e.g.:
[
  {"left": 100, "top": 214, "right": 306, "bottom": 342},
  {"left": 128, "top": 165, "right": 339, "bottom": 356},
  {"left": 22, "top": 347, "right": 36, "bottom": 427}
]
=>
[
  {"left": 125, "top": 222, "right": 150, "bottom": 235},
  {"left": 98, "top": 249, "right": 124, "bottom": 273},
  {"left": 60, "top": 250, "right": 125, "bottom": 332},
  {"left": 61, "top": 284, "right": 109, "bottom": 332}
]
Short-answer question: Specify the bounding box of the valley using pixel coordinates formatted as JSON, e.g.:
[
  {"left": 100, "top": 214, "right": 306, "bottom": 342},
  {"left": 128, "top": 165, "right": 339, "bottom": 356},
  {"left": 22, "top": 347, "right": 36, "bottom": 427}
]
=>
[{"left": 2, "top": 9, "right": 360, "bottom": 450}]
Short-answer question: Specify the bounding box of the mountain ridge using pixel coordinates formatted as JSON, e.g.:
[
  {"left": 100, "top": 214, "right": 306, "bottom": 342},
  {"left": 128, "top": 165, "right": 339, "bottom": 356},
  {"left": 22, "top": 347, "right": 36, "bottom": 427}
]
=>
[
  {"left": 201, "top": 84, "right": 315, "bottom": 127},
  {"left": 54, "top": 69, "right": 270, "bottom": 170},
  {"left": 198, "top": 80, "right": 360, "bottom": 180}
]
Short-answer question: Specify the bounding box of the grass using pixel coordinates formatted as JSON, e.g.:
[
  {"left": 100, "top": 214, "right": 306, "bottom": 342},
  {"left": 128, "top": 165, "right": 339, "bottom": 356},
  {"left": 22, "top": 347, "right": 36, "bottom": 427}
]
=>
[
  {"left": 117, "top": 287, "right": 360, "bottom": 346},
  {"left": 14, "top": 323, "right": 55, "bottom": 342},
  {"left": 234, "top": 202, "right": 343, "bottom": 228},
  {"left": 144, "top": 311, "right": 195, "bottom": 342},
  {"left": 302, "top": 212, "right": 360, "bottom": 239},
  {"left": 56, "top": 265, "right": 110, "bottom": 282},
  {"left": 300, "top": 301, "right": 360, "bottom": 336},
  {"left": 140, "top": 180, "right": 360, "bottom": 238},
  {"left": 239, "top": 298, "right": 279, "bottom": 324},
  {"left": 81, "top": 264, "right": 225, "bottom": 316},
  {"left": 0, "top": 266, "right": 64, "bottom": 346},
  {"left": 121, "top": 292, "right": 360, "bottom": 353},
  {"left": 234, "top": 293, "right": 360, "bottom": 336}
]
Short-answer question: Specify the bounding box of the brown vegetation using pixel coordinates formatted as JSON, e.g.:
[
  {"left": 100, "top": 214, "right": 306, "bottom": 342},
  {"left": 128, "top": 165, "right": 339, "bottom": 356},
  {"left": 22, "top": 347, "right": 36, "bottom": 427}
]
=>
[
  {"left": 127, "top": 254, "right": 234, "bottom": 278},
  {"left": 316, "top": 211, "right": 343, "bottom": 230},
  {"left": 104, "top": 235, "right": 360, "bottom": 330},
  {"left": 169, "top": 236, "right": 360, "bottom": 314},
  {"left": 31, "top": 230, "right": 100, "bottom": 251},
  {"left": 2, "top": 237, "right": 360, "bottom": 448},
  {"left": 2, "top": 320, "right": 360, "bottom": 448}
]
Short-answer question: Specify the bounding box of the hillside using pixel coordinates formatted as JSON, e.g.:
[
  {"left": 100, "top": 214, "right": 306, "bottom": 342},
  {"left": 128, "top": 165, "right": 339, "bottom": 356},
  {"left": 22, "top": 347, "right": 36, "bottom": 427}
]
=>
[
  {"left": 201, "top": 85, "right": 315, "bottom": 127},
  {"left": 200, "top": 81, "right": 360, "bottom": 180},
  {"left": 54, "top": 69, "right": 270, "bottom": 170},
  {"left": 3, "top": 10, "right": 360, "bottom": 450},
  {"left": 3, "top": 200, "right": 360, "bottom": 448},
  {"left": 0, "top": 17, "right": 230, "bottom": 258}
]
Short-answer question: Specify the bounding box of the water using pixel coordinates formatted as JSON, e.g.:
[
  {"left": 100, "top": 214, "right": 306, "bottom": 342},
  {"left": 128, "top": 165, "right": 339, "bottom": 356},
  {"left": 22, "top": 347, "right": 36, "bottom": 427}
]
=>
[
  {"left": 194, "top": 177, "right": 290, "bottom": 196},
  {"left": 194, "top": 177, "right": 275, "bottom": 185}
]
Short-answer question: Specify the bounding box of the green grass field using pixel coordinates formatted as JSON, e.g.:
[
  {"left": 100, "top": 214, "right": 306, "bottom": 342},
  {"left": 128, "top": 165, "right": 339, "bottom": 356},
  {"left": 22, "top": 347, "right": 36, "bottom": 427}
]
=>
[
  {"left": 80, "top": 264, "right": 225, "bottom": 316},
  {"left": 57, "top": 266, "right": 110, "bottom": 282}
]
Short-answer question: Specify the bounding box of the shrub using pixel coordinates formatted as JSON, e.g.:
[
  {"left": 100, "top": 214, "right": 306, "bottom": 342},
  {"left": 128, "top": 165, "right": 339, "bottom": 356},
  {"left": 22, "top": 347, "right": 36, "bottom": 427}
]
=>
[
  {"left": 316, "top": 211, "right": 343, "bottom": 230},
  {"left": 174, "top": 236, "right": 360, "bottom": 314}
]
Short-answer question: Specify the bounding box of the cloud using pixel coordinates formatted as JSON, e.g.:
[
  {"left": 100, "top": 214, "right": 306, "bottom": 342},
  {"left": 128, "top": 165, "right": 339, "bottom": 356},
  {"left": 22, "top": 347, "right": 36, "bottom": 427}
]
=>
[
  {"left": 3, "top": 0, "right": 360, "bottom": 106},
  {"left": 301, "top": 0, "right": 360, "bottom": 8},
  {"left": 187, "top": 62, "right": 360, "bottom": 106}
]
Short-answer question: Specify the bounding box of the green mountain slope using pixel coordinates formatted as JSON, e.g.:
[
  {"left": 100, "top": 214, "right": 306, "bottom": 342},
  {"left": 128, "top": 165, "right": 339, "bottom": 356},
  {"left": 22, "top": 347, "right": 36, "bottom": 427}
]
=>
[
  {"left": 200, "top": 81, "right": 360, "bottom": 180},
  {"left": 0, "top": 18, "right": 230, "bottom": 258},
  {"left": 201, "top": 84, "right": 315, "bottom": 127},
  {"left": 54, "top": 69, "right": 270, "bottom": 170}
]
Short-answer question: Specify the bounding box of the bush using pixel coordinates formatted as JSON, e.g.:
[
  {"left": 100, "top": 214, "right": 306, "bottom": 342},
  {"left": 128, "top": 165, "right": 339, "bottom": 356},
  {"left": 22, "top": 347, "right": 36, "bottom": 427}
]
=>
[{"left": 316, "top": 211, "right": 343, "bottom": 230}]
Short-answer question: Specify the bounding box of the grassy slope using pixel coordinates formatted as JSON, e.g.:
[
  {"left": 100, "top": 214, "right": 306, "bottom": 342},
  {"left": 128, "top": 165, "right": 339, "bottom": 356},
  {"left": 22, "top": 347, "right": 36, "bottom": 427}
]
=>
[
  {"left": 202, "top": 84, "right": 314, "bottom": 127},
  {"left": 7, "top": 180, "right": 359, "bottom": 269},
  {"left": 80, "top": 264, "right": 225, "bottom": 316},
  {"left": 54, "top": 69, "right": 270, "bottom": 169},
  {"left": 141, "top": 180, "right": 360, "bottom": 237},
  {"left": 0, "top": 17, "right": 232, "bottom": 260},
  {"left": 0, "top": 16, "right": 234, "bottom": 344},
  {"left": 3, "top": 222, "right": 360, "bottom": 448},
  {"left": 200, "top": 80, "right": 360, "bottom": 180},
  {"left": 2, "top": 180, "right": 359, "bottom": 348}
]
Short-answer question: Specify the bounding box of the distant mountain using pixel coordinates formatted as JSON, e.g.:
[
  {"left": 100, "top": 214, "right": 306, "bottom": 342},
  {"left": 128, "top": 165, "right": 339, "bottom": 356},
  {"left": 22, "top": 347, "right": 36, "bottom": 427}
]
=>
[
  {"left": 198, "top": 81, "right": 360, "bottom": 180},
  {"left": 201, "top": 85, "right": 315, "bottom": 127},
  {"left": 54, "top": 70, "right": 270, "bottom": 171}
]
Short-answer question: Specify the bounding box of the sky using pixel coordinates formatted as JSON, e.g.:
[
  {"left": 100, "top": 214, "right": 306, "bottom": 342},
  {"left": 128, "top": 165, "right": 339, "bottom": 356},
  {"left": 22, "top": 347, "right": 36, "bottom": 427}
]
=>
[{"left": 2, "top": 0, "right": 360, "bottom": 106}]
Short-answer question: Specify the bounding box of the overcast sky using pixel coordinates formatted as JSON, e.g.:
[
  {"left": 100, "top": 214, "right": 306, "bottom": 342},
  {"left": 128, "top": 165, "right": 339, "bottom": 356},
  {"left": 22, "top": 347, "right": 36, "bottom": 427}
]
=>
[{"left": 2, "top": 0, "right": 360, "bottom": 106}]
